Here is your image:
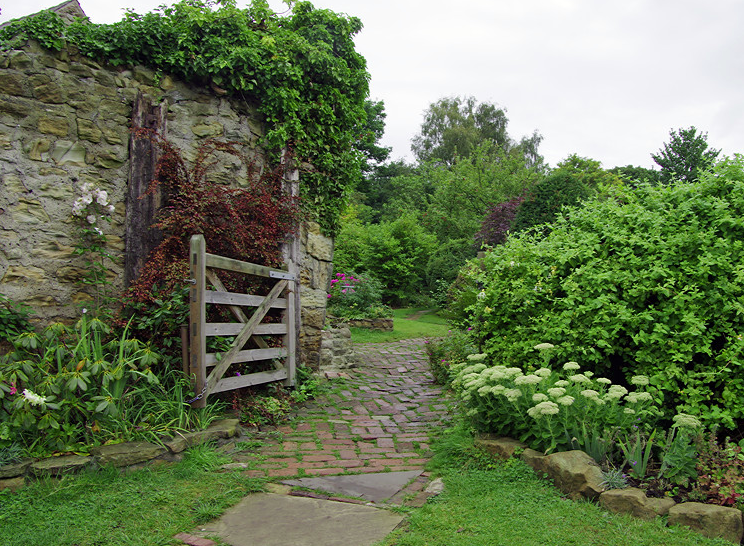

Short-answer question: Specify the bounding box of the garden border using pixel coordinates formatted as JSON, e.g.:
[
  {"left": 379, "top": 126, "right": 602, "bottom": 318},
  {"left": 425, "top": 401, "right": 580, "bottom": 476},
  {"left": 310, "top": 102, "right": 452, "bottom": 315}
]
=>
[{"left": 476, "top": 434, "right": 744, "bottom": 545}]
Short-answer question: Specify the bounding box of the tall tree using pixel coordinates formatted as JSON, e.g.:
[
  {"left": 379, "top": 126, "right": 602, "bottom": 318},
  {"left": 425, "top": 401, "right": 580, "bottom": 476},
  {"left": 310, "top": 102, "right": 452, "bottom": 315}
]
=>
[
  {"left": 651, "top": 126, "right": 720, "bottom": 184},
  {"left": 355, "top": 99, "right": 391, "bottom": 173},
  {"left": 411, "top": 96, "right": 542, "bottom": 167}
]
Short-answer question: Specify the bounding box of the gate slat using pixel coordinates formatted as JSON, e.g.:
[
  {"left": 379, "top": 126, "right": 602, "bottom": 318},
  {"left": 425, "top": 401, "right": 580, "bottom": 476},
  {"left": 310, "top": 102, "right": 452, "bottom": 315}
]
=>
[
  {"left": 204, "top": 323, "right": 287, "bottom": 336},
  {"left": 205, "top": 347, "right": 287, "bottom": 367},
  {"left": 205, "top": 253, "right": 294, "bottom": 279},
  {"left": 211, "top": 369, "right": 288, "bottom": 394},
  {"left": 204, "top": 290, "right": 287, "bottom": 309}
]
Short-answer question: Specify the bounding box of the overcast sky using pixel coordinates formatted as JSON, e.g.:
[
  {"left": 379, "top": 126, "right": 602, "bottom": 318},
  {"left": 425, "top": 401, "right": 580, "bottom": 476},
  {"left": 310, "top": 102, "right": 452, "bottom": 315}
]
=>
[{"left": 2, "top": 0, "right": 742, "bottom": 169}]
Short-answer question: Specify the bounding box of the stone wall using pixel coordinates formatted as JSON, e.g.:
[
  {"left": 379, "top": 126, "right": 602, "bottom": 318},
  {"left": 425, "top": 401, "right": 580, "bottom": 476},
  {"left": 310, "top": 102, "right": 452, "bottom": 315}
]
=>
[{"left": 0, "top": 39, "right": 331, "bottom": 367}]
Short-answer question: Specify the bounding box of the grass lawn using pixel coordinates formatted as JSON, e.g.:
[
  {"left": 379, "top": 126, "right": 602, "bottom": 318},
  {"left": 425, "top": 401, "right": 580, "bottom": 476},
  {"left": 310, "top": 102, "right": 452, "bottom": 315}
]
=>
[
  {"left": 0, "top": 444, "right": 265, "bottom": 546},
  {"left": 350, "top": 308, "right": 450, "bottom": 343},
  {"left": 376, "top": 424, "right": 731, "bottom": 546}
]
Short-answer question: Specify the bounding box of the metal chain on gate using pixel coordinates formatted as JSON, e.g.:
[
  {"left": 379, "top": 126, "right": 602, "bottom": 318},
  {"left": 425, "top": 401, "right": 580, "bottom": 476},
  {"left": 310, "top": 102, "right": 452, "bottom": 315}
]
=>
[{"left": 185, "top": 384, "right": 207, "bottom": 405}]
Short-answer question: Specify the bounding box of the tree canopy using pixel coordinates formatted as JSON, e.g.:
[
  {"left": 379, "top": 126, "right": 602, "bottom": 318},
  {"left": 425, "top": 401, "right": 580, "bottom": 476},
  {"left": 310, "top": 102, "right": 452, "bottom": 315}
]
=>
[{"left": 652, "top": 126, "right": 720, "bottom": 184}]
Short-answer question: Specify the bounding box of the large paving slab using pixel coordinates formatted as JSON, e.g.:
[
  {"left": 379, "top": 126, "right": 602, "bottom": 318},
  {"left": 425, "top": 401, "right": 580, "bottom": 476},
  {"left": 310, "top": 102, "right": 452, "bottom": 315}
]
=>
[
  {"left": 281, "top": 470, "right": 423, "bottom": 502},
  {"left": 197, "top": 493, "right": 404, "bottom": 546}
]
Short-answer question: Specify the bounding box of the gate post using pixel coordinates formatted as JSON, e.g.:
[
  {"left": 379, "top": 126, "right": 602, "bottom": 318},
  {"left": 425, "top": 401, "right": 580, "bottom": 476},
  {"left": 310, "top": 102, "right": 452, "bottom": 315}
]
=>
[{"left": 189, "top": 234, "right": 208, "bottom": 407}]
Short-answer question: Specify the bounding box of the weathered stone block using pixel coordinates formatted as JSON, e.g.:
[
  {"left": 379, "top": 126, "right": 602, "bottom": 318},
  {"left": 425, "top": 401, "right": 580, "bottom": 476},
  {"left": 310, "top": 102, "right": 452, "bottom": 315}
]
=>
[
  {"left": 191, "top": 122, "right": 224, "bottom": 137},
  {"left": 13, "top": 198, "right": 50, "bottom": 223},
  {"left": 0, "top": 459, "right": 32, "bottom": 479},
  {"left": 3, "top": 173, "right": 27, "bottom": 194},
  {"left": 0, "top": 97, "right": 32, "bottom": 117},
  {"left": 28, "top": 138, "right": 51, "bottom": 161},
  {"left": 31, "top": 241, "right": 76, "bottom": 260},
  {"left": 301, "top": 287, "right": 330, "bottom": 309},
  {"left": 38, "top": 116, "right": 69, "bottom": 136},
  {"left": 33, "top": 81, "right": 66, "bottom": 104},
  {"left": 306, "top": 230, "right": 333, "bottom": 262},
  {"left": 599, "top": 487, "right": 675, "bottom": 520},
  {"left": 30, "top": 454, "right": 91, "bottom": 476},
  {"left": 8, "top": 51, "right": 32, "bottom": 69},
  {"left": 0, "top": 476, "right": 25, "bottom": 492},
  {"left": 165, "top": 419, "right": 241, "bottom": 453},
  {"left": 0, "top": 72, "right": 26, "bottom": 96},
  {"left": 77, "top": 118, "right": 102, "bottom": 143},
  {"left": 51, "top": 140, "right": 87, "bottom": 166},
  {"left": 539, "top": 450, "right": 605, "bottom": 500},
  {"left": 668, "top": 502, "right": 743, "bottom": 544},
  {"left": 91, "top": 441, "right": 168, "bottom": 467},
  {"left": 475, "top": 436, "right": 527, "bottom": 460}
]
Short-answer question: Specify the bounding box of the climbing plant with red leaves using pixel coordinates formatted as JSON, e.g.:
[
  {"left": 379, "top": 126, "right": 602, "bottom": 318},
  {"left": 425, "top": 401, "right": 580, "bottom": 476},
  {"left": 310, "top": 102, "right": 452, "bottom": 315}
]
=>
[{"left": 128, "top": 130, "right": 303, "bottom": 303}]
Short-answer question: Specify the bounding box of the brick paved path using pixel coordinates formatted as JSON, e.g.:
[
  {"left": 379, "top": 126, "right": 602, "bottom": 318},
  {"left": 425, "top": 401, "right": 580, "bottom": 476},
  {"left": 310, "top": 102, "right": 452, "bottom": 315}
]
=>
[{"left": 230, "top": 339, "right": 452, "bottom": 485}]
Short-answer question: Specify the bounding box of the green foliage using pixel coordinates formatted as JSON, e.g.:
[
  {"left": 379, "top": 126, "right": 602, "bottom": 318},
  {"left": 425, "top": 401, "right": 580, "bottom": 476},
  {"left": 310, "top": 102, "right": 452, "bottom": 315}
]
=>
[
  {"left": 600, "top": 467, "right": 630, "bottom": 490},
  {"left": 609, "top": 164, "right": 661, "bottom": 186},
  {"left": 411, "top": 96, "right": 542, "bottom": 169},
  {"left": 425, "top": 329, "right": 477, "bottom": 386},
  {"left": 1, "top": 1, "right": 370, "bottom": 233},
  {"left": 652, "top": 126, "right": 720, "bottom": 184},
  {"left": 424, "top": 238, "right": 477, "bottom": 289},
  {"left": 618, "top": 429, "right": 656, "bottom": 480},
  {"left": 512, "top": 154, "right": 622, "bottom": 234},
  {"left": 450, "top": 350, "right": 657, "bottom": 454},
  {"left": 326, "top": 271, "right": 391, "bottom": 320},
  {"left": 0, "top": 315, "right": 219, "bottom": 454},
  {"left": 658, "top": 419, "right": 700, "bottom": 487},
  {"left": 0, "top": 294, "right": 33, "bottom": 343},
  {"left": 459, "top": 155, "right": 744, "bottom": 430},
  {"left": 333, "top": 213, "right": 437, "bottom": 305},
  {"left": 694, "top": 431, "right": 744, "bottom": 508}
]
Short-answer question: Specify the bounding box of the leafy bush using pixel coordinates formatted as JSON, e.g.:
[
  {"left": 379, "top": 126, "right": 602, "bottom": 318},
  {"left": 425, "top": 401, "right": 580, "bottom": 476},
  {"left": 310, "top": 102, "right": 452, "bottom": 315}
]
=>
[
  {"left": 459, "top": 156, "right": 744, "bottom": 430},
  {"left": 0, "top": 295, "right": 32, "bottom": 344},
  {"left": 326, "top": 272, "right": 391, "bottom": 320},
  {"left": 426, "top": 330, "right": 477, "bottom": 385},
  {"left": 333, "top": 213, "right": 437, "bottom": 305},
  {"left": 424, "top": 238, "right": 477, "bottom": 288},
  {"left": 474, "top": 195, "right": 524, "bottom": 247},
  {"left": 694, "top": 431, "right": 744, "bottom": 508},
  {"left": 0, "top": 315, "right": 216, "bottom": 454},
  {"left": 450, "top": 348, "right": 658, "bottom": 454}
]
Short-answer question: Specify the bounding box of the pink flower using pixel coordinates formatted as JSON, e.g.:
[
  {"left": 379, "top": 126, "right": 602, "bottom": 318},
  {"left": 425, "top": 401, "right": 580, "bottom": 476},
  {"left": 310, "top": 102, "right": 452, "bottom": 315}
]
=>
[
  {"left": 327, "top": 294, "right": 332, "bottom": 298},
  {"left": 9, "top": 383, "right": 16, "bottom": 396},
  {"left": 331, "top": 279, "right": 338, "bottom": 284}
]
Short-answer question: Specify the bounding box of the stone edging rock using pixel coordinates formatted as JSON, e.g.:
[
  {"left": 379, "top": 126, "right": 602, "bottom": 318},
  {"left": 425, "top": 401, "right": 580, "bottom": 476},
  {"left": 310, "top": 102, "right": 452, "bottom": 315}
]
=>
[
  {"left": 475, "top": 434, "right": 744, "bottom": 545},
  {"left": 0, "top": 419, "right": 241, "bottom": 492}
]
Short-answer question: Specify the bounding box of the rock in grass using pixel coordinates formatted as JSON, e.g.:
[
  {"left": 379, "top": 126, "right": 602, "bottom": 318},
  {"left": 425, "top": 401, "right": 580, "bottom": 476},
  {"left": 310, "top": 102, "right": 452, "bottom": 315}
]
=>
[
  {"left": 599, "top": 487, "right": 675, "bottom": 520},
  {"left": 668, "top": 502, "right": 744, "bottom": 544}
]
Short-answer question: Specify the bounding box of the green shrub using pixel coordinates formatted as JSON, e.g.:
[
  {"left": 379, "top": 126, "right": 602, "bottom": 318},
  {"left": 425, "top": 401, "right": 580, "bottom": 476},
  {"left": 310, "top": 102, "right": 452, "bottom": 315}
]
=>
[
  {"left": 451, "top": 349, "right": 659, "bottom": 454},
  {"left": 0, "top": 295, "right": 33, "bottom": 343},
  {"left": 458, "top": 156, "right": 744, "bottom": 430},
  {"left": 327, "top": 271, "right": 392, "bottom": 320},
  {"left": 0, "top": 315, "right": 217, "bottom": 454},
  {"left": 426, "top": 330, "right": 477, "bottom": 385}
]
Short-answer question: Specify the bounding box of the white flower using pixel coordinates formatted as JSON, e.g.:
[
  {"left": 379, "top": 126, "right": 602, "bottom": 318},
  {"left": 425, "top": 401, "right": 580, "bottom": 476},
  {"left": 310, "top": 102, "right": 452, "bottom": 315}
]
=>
[
  {"left": 477, "top": 385, "right": 492, "bottom": 396},
  {"left": 554, "top": 380, "right": 569, "bottom": 388},
  {"left": 491, "top": 385, "right": 506, "bottom": 395},
  {"left": 22, "top": 389, "right": 47, "bottom": 406},
  {"left": 673, "top": 413, "right": 702, "bottom": 430},
  {"left": 580, "top": 389, "right": 600, "bottom": 399},
  {"left": 514, "top": 374, "right": 542, "bottom": 385},
  {"left": 504, "top": 389, "right": 522, "bottom": 402},
  {"left": 626, "top": 392, "right": 652, "bottom": 403},
  {"left": 596, "top": 378, "right": 612, "bottom": 385},
  {"left": 557, "top": 395, "right": 575, "bottom": 406},
  {"left": 95, "top": 189, "right": 108, "bottom": 205},
  {"left": 630, "top": 375, "right": 650, "bottom": 386},
  {"left": 467, "top": 353, "right": 488, "bottom": 362},
  {"left": 93, "top": 227, "right": 103, "bottom": 236},
  {"left": 532, "top": 393, "right": 549, "bottom": 402},
  {"left": 106, "top": 204, "right": 115, "bottom": 214},
  {"left": 624, "top": 408, "right": 636, "bottom": 415},
  {"left": 607, "top": 385, "right": 628, "bottom": 398},
  {"left": 504, "top": 367, "right": 523, "bottom": 379},
  {"left": 569, "top": 374, "right": 590, "bottom": 384},
  {"left": 81, "top": 193, "right": 93, "bottom": 206},
  {"left": 584, "top": 371, "right": 594, "bottom": 378},
  {"left": 528, "top": 401, "right": 560, "bottom": 418},
  {"left": 547, "top": 387, "right": 566, "bottom": 398},
  {"left": 535, "top": 367, "right": 552, "bottom": 378},
  {"left": 477, "top": 290, "right": 486, "bottom": 301},
  {"left": 563, "top": 361, "right": 580, "bottom": 371},
  {"left": 86, "top": 214, "right": 96, "bottom": 225},
  {"left": 534, "top": 343, "right": 555, "bottom": 351}
]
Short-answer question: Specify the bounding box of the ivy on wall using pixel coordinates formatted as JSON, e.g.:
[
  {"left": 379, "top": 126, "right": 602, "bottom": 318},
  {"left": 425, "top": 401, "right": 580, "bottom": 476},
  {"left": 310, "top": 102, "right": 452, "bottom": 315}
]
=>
[{"left": 0, "top": 0, "right": 370, "bottom": 234}]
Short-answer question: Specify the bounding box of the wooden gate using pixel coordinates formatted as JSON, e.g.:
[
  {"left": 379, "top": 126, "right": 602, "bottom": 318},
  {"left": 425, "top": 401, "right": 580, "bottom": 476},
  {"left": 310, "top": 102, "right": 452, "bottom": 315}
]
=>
[{"left": 187, "top": 234, "right": 297, "bottom": 408}]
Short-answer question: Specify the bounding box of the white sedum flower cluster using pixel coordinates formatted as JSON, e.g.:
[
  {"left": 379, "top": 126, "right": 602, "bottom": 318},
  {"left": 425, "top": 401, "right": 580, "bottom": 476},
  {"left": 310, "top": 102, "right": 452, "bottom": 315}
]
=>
[{"left": 72, "top": 182, "right": 115, "bottom": 229}]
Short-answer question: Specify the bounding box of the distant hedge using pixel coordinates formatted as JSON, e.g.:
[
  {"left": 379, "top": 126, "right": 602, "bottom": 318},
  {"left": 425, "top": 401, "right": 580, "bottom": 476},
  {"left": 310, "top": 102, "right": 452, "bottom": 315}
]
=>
[{"left": 460, "top": 156, "right": 744, "bottom": 429}]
